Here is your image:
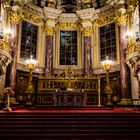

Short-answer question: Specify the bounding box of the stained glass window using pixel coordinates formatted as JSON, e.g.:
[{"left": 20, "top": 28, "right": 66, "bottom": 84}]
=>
[
  {"left": 99, "top": 23, "right": 117, "bottom": 61},
  {"left": 20, "top": 21, "right": 38, "bottom": 59},
  {"left": 60, "top": 31, "right": 77, "bottom": 65}
]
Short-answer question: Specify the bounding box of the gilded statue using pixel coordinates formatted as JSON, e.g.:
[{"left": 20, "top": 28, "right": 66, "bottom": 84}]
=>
[{"left": 64, "top": 67, "right": 74, "bottom": 79}]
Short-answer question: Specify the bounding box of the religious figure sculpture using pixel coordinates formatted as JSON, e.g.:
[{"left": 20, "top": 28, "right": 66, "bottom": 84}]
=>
[{"left": 64, "top": 67, "right": 74, "bottom": 79}]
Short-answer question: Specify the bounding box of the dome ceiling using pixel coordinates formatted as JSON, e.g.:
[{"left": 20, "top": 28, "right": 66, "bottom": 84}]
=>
[{"left": 32, "top": 0, "right": 106, "bottom": 12}]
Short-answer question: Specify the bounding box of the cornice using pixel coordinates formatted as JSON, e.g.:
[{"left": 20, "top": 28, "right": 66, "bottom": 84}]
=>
[
  {"left": 96, "top": 4, "right": 116, "bottom": 18},
  {"left": 76, "top": 8, "right": 96, "bottom": 20},
  {"left": 43, "top": 7, "right": 62, "bottom": 19},
  {"left": 13, "top": 1, "right": 43, "bottom": 18},
  {"left": 23, "top": 3, "right": 43, "bottom": 18}
]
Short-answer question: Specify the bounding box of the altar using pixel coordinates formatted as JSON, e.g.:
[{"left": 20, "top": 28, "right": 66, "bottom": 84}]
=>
[
  {"left": 37, "top": 67, "right": 100, "bottom": 106},
  {"left": 54, "top": 90, "right": 86, "bottom": 106}
]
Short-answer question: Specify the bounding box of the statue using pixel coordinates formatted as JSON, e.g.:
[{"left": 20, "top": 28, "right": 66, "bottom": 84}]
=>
[
  {"left": 0, "top": 56, "right": 8, "bottom": 76},
  {"left": 64, "top": 67, "right": 74, "bottom": 79},
  {"left": 129, "top": 55, "right": 140, "bottom": 105},
  {"left": 134, "top": 58, "right": 140, "bottom": 80}
]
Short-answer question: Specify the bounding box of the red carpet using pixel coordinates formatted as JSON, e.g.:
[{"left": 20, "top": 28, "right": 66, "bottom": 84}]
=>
[
  {"left": 0, "top": 106, "right": 139, "bottom": 113},
  {"left": 0, "top": 106, "right": 140, "bottom": 140}
]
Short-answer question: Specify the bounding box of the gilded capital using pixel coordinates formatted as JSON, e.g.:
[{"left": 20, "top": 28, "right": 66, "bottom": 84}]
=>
[
  {"left": 45, "top": 26, "right": 55, "bottom": 36},
  {"left": 115, "top": 13, "right": 127, "bottom": 26},
  {"left": 10, "top": 11, "right": 21, "bottom": 24},
  {"left": 45, "top": 18, "right": 56, "bottom": 36},
  {"left": 82, "top": 19, "right": 93, "bottom": 36},
  {"left": 46, "top": 18, "right": 56, "bottom": 27},
  {"left": 0, "top": 40, "right": 10, "bottom": 51},
  {"left": 83, "top": 26, "right": 93, "bottom": 37}
]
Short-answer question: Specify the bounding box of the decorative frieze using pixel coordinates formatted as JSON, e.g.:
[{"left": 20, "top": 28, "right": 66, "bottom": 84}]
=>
[
  {"left": 59, "top": 22, "right": 77, "bottom": 30},
  {"left": 95, "top": 13, "right": 115, "bottom": 25},
  {"left": 59, "top": 13, "right": 78, "bottom": 22},
  {"left": 22, "top": 12, "right": 44, "bottom": 26}
]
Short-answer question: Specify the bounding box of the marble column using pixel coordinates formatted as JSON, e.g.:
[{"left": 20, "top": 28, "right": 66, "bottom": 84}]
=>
[
  {"left": 45, "top": 19, "right": 55, "bottom": 76},
  {"left": 118, "top": 25, "right": 133, "bottom": 105},
  {"left": 9, "top": 23, "right": 19, "bottom": 90},
  {"left": 9, "top": 10, "right": 21, "bottom": 91},
  {"left": 84, "top": 35, "right": 92, "bottom": 77},
  {"left": 45, "top": 35, "right": 53, "bottom": 75},
  {"left": 82, "top": 21, "right": 93, "bottom": 77}
]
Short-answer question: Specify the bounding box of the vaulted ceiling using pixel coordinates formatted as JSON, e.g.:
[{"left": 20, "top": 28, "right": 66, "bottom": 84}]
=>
[{"left": 32, "top": 0, "right": 106, "bottom": 12}]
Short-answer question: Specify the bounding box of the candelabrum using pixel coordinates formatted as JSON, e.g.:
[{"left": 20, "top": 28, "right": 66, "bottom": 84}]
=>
[
  {"left": 25, "top": 55, "right": 38, "bottom": 105},
  {"left": 101, "top": 56, "right": 113, "bottom": 106},
  {"left": 3, "top": 87, "right": 14, "bottom": 112}
]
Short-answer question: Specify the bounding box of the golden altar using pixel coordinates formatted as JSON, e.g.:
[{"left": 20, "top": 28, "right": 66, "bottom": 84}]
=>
[{"left": 37, "top": 68, "right": 100, "bottom": 106}]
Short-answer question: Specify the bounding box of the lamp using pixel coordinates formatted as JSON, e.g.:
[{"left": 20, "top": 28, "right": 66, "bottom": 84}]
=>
[
  {"left": 101, "top": 56, "right": 113, "bottom": 105},
  {"left": 24, "top": 55, "right": 38, "bottom": 105}
]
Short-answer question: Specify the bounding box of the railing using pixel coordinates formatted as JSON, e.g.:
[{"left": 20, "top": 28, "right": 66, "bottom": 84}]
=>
[{"left": 38, "top": 76, "right": 99, "bottom": 92}]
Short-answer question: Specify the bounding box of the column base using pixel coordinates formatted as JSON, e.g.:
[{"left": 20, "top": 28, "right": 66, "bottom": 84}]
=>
[{"left": 118, "top": 98, "right": 133, "bottom": 105}]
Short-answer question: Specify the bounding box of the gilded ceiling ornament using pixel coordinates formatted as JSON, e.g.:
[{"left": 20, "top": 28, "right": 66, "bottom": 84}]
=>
[
  {"left": 115, "top": 13, "right": 127, "bottom": 26},
  {"left": 59, "top": 22, "right": 77, "bottom": 30},
  {"left": 83, "top": 27, "right": 93, "bottom": 37},
  {"left": 10, "top": 11, "right": 21, "bottom": 24}
]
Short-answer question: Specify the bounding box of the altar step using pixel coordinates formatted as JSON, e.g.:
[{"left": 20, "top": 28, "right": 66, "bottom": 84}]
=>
[
  {"left": 24, "top": 105, "right": 113, "bottom": 110},
  {"left": 0, "top": 111, "right": 140, "bottom": 139}
]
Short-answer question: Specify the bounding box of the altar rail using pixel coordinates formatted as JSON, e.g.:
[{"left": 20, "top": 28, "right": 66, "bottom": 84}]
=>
[{"left": 37, "top": 76, "right": 100, "bottom": 105}]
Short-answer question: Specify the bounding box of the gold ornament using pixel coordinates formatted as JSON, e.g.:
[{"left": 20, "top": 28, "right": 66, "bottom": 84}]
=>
[
  {"left": 59, "top": 22, "right": 77, "bottom": 30},
  {"left": 22, "top": 12, "right": 44, "bottom": 26},
  {"left": 97, "top": 14, "right": 115, "bottom": 25},
  {"left": 115, "top": 13, "right": 127, "bottom": 26},
  {"left": 10, "top": 11, "right": 21, "bottom": 24},
  {"left": 45, "top": 26, "right": 54, "bottom": 36},
  {"left": 126, "top": 0, "right": 138, "bottom": 13},
  {"left": 83, "top": 27, "right": 92, "bottom": 37},
  {"left": 127, "top": 43, "right": 140, "bottom": 54},
  {"left": 0, "top": 40, "right": 9, "bottom": 51}
]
